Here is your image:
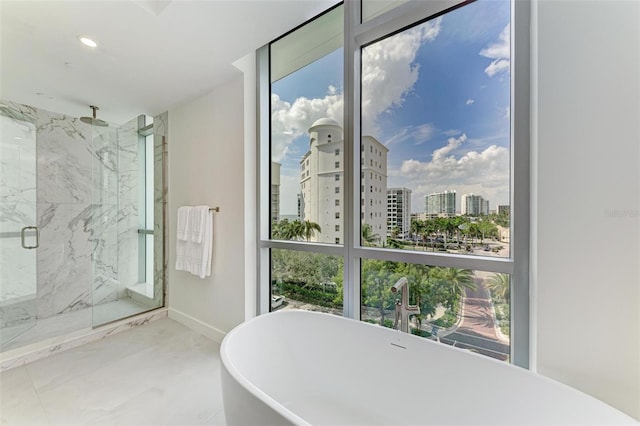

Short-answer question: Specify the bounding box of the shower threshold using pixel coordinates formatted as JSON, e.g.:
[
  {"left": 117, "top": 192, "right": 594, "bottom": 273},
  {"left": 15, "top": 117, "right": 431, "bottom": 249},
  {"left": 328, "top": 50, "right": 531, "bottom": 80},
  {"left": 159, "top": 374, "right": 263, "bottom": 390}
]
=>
[{"left": 1, "top": 298, "right": 152, "bottom": 353}]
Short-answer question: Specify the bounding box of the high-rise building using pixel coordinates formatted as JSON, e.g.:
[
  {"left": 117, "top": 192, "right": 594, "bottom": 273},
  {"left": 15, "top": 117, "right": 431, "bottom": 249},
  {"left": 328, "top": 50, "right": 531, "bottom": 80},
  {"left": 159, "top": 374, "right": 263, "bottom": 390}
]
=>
[
  {"left": 498, "top": 205, "right": 510, "bottom": 216},
  {"left": 461, "top": 193, "right": 489, "bottom": 216},
  {"left": 271, "top": 162, "right": 281, "bottom": 223},
  {"left": 361, "top": 135, "right": 388, "bottom": 242},
  {"left": 387, "top": 187, "right": 411, "bottom": 240},
  {"left": 425, "top": 190, "right": 456, "bottom": 218},
  {"left": 299, "top": 118, "right": 387, "bottom": 244}
]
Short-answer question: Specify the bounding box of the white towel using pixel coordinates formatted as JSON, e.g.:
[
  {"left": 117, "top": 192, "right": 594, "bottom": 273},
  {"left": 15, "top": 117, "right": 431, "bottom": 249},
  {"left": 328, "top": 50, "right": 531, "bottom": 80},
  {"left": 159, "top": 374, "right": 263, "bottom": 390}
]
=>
[
  {"left": 175, "top": 206, "right": 213, "bottom": 279},
  {"left": 176, "top": 206, "right": 192, "bottom": 241},
  {"left": 189, "top": 206, "right": 209, "bottom": 243},
  {"left": 200, "top": 208, "right": 213, "bottom": 277}
]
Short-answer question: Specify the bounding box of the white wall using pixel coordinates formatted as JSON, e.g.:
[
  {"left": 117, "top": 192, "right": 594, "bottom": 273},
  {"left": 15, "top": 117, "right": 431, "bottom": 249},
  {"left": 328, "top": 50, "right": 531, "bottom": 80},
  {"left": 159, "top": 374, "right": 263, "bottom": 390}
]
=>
[
  {"left": 532, "top": 0, "right": 640, "bottom": 419},
  {"left": 167, "top": 76, "right": 245, "bottom": 341}
]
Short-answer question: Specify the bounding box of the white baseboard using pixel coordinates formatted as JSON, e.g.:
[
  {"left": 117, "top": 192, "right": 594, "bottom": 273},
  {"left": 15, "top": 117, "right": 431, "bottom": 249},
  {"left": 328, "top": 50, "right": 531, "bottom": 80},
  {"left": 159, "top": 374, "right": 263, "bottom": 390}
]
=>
[{"left": 168, "top": 308, "right": 227, "bottom": 343}]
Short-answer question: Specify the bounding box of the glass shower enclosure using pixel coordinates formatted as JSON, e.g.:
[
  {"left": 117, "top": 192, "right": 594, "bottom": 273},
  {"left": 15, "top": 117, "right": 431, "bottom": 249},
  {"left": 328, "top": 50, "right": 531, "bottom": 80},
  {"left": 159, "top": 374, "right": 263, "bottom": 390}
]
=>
[
  {"left": 0, "top": 106, "right": 38, "bottom": 346},
  {"left": 0, "top": 100, "right": 167, "bottom": 353}
]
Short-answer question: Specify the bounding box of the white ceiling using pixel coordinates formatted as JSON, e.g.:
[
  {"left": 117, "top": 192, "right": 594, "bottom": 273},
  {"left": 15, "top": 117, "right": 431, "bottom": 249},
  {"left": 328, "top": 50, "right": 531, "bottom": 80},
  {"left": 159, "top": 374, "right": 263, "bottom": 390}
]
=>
[{"left": 0, "top": 0, "right": 338, "bottom": 125}]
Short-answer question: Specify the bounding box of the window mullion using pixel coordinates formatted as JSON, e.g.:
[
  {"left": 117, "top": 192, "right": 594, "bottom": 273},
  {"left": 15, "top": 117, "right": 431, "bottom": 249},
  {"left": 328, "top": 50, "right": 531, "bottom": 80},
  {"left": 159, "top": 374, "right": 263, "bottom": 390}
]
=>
[
  {"left": 343, "top": 0, "right": 359, "bottom": 319},
  {"left": 510, "top": 0, "right": 531, "bottom": 369},
  {"left": 257, "top": 44, "right": 271, "bottom": 315}
]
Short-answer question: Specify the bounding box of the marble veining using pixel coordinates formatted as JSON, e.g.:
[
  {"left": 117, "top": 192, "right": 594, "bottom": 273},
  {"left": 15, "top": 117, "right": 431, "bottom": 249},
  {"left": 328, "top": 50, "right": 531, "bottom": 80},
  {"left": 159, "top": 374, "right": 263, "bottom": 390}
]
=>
[
  {"left": 0, "top": 114, "right": 36, "bottom": 230},
  {"left": 153, "top": 112, "right": 168, "bottom": 305},
  {"left": 0, "top": 100, "right": 37, "bottom": 123},
  {"left": 0, "top": 103, "right": 38, "bottom": 331},
  {"left": 37, "top": 203, "right": 93, "bottom": 320},
  {"left": 37, "top": 111, "right": 94, "bottom": 205},
  {"left": 1, "top": 100, "right": 168, "bottom": 355}
]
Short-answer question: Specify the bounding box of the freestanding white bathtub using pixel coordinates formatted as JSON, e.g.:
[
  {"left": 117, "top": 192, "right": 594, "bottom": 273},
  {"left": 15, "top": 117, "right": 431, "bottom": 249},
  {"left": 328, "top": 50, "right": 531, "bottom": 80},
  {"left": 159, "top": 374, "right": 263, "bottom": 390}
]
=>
[{"left": 220, "top": 310, "right": 636, "bottom": 425}]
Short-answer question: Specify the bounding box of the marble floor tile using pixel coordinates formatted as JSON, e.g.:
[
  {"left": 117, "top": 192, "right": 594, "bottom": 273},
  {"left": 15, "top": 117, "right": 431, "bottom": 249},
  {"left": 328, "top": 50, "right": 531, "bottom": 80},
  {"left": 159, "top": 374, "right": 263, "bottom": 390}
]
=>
[
  {"left": 0, "top": 318, "right": 226, "bottom": 426},
  {"left": 0, "top": 364, "right": 50, "bottom": 426}
]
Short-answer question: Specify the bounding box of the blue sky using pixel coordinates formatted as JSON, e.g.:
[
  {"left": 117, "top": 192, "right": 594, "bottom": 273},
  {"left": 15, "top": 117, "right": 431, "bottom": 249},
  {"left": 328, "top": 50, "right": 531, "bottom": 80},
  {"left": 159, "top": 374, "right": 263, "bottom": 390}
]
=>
[{"left": 272, "top": 0, "right": 511, "bottom": 215}]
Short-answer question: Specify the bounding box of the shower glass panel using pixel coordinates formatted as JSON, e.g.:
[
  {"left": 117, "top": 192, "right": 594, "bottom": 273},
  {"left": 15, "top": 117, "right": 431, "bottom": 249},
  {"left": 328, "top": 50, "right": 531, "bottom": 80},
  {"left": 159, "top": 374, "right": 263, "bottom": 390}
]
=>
[
  {"left": 90, "top": 114, "right": 165, "bottom": 327},
  {"left": 0, "top": 107, "right": 38, "bottom": 347},
  {"left": 90, "top": 122, "right": 122, "bottom": 325}
]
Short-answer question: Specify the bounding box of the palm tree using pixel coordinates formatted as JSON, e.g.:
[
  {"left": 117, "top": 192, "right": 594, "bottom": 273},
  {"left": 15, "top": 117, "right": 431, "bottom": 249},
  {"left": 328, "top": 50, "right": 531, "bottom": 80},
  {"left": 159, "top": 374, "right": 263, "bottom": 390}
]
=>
[
  {"left": 361, "top": 223, "right": 381, "bottom": 246},
  {"left": 410, "top": 219, "right": 424, "bottom": 249},
  {"left": 271, "top": 219, "right": 315, "bottom": 241},
  {"left": 434, "top": 267, "right": 477, "bottom": 297},
  {"left": 301, "top": 220, "right": 321, "bottom": 241},
  {"left": 486, "top": 273, "right": 510, "bottom": 301},
  {"left": 272, "top": 219, "right": 292, "bottom": 240},
  {"left": 385, "top": 238, "right": 402, "bottom": 248}
]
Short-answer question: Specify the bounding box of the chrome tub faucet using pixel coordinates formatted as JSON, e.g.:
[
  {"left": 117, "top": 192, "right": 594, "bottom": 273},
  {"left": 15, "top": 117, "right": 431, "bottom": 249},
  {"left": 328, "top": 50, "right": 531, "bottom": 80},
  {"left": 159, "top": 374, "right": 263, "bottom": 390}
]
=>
[{"left": 391, "top": 277, "right": 420, "bottom": 333}]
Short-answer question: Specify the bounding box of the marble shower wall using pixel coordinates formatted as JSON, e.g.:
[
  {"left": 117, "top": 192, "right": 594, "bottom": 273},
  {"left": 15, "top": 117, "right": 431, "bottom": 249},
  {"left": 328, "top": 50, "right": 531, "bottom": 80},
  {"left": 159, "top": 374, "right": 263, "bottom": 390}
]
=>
[
  {"left": 36, "top": 109, "right": 104, "bottom": 319},
  {"left": 0, "top": 102, "right": 38, "bottom": 329},
  {"left": 153, "top": 112, "right": 168, "bottom": 307}
]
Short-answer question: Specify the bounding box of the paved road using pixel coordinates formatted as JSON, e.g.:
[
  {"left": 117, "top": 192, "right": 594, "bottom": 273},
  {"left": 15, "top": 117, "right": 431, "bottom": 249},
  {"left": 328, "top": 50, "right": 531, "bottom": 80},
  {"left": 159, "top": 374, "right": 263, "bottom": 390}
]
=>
[{"left": 440, "top": 276, "right": 510, "bottom": 360}]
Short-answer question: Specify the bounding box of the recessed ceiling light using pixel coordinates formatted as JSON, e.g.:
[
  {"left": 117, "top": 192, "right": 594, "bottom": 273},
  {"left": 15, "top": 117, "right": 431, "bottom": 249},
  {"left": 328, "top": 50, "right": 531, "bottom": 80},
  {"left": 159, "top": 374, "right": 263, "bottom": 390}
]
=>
[{"left": 79, "top": 36, "right": 97, "bottom": 48}]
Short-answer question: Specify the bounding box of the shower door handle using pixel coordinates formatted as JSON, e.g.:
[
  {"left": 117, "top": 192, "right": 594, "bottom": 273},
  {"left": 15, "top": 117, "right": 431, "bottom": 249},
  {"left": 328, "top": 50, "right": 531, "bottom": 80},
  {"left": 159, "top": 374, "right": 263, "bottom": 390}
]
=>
[{"left": 21, "top": 226, "right": 39, "bottom": 249}]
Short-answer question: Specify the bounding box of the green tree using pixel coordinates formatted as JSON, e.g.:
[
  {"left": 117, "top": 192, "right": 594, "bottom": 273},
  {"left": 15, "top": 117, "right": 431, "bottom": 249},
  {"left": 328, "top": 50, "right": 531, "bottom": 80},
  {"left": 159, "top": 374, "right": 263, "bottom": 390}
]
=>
[
  {"left": 301, "top": 220, "right": 321, "bottom": 241},
  {"left": 361, "top": 259, "right": 400, "bottom": 326},
  {"left": 476, "top": 220, "right": 497, "bottom": 244},
  {"left": 432, "top": 267, "right": 477, "bottom": 301},
  {"left": 486, "top": 273, "right": 510, "bottom": 301},
  {"left": 272, "top": 219, "right": 321, "bottom": 241},
  {"left": 410, "top": 219, "right": 425, "bottom": 250},
  {"left": 385, "top": 238, "right": 402, "bottom": 248},
  {"left": 389, "top": 226, "right": 399, "bottom": 239},
  {"left": 361, "top": 223, "right": 381, "bottom": 246}
]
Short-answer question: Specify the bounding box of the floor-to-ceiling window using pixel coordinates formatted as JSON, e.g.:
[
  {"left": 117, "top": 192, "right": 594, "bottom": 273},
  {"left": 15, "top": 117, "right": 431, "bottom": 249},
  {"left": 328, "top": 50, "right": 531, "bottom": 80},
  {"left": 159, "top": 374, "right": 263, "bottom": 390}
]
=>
[{"left": 258, "top": 0, "right": 529, "bottom": 366}]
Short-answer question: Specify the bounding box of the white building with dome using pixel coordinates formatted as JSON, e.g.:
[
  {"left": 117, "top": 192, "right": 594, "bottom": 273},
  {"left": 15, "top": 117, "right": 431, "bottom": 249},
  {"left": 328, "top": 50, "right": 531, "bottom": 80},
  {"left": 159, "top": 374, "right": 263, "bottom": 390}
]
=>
[{"left": 299, "top": 118, "right": 388, "bottom": 244}]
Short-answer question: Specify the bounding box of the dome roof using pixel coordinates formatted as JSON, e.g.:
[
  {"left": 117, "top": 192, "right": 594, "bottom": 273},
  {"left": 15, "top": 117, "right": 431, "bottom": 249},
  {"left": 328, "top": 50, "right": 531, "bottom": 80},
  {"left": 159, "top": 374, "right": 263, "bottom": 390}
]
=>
[{"left": 309, "top": 118, "right": 341, "bottom": 129}]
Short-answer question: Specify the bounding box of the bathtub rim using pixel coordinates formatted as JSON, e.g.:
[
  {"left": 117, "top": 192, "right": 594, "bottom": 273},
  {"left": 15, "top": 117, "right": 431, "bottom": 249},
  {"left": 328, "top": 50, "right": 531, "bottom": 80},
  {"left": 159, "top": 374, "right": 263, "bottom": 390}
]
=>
[
  {"left": 220, "top": 310, "right": 311, "bottom": 426},
  {"left": 220, "top": 309, "right": 638, "bottom": 425},
  {"left": 220, "top": 309, "right": 513, "bottom": 425}
]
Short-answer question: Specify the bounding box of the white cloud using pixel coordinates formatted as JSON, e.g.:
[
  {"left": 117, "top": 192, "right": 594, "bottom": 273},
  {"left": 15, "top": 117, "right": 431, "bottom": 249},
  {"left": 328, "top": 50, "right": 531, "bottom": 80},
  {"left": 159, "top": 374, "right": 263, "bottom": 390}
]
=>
[
  {"left": 384, "top": 123, "right": 437, "bottom": 147},
  {"left": 480, "top": 24, "right": 510, "bottom": 77},
  {"left": 466, "top": 99, "right": 475, "bottom": 105},
  {"left": 442, "top": 129, "right": 462, "bottom": 137},
  {"left": 396, "top": 135, "right": 510, "bottom": 208},
  {"left": 384, "top": 127, "right": 411, "bottom": 146},
  {"left": 431, "top": 133, "right": 467, "bottom": 162},
  {"left": 361, "top": 18, "right": 442, "bottom": 135},
  {"left": 413, "top": 123, "right": 437, "bottom": 144},
  {"left": 270, "top": 90, "right": 343, "bottom": 162},
  {"left": 484, "top": 59, "right": 510, "bottom": 77}
]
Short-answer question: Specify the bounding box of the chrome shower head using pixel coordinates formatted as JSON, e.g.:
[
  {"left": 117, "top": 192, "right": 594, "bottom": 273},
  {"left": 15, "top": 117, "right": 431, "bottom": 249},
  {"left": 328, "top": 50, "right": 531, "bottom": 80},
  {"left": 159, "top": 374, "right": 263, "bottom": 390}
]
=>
[{"left": 80, "top": 105, "right": 108, "bottom": 127}]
